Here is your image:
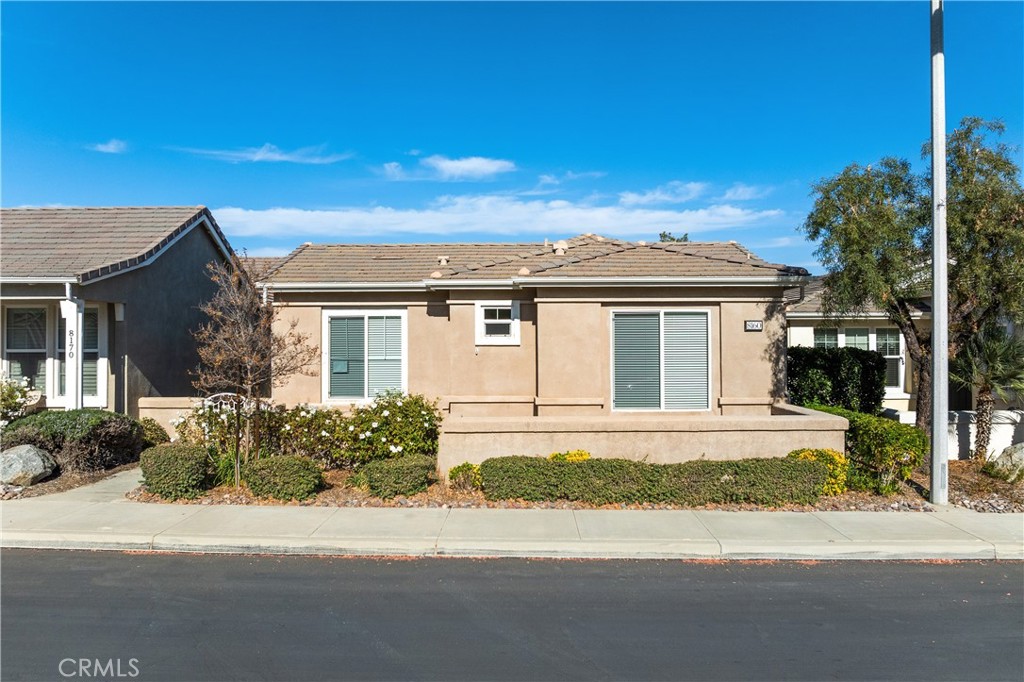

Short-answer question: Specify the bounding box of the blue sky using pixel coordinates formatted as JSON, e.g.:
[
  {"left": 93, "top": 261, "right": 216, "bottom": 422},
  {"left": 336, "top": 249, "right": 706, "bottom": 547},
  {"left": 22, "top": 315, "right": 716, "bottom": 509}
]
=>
[{"left": 2, "top": 1, "right": 1021, "bottom": 271}]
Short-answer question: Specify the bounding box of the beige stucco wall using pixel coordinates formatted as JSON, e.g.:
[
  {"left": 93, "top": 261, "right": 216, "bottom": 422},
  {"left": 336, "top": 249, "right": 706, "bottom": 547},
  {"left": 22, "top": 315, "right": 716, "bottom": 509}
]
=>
[
  {"left": 437, "top": 405, "right": 848, "bottom": 477},
  {"left": 272, "top": 285, "right": 792, "bottom": 419}
]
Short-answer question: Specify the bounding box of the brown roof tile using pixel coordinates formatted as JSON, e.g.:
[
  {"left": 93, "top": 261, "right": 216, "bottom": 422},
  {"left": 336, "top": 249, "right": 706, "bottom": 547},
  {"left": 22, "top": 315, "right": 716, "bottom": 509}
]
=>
[
  {"left": 0, "top": 206, "right": 231, "bottom": 281},
  {"left": 267, "top": 234, "right": 808, "bottom": 284}
]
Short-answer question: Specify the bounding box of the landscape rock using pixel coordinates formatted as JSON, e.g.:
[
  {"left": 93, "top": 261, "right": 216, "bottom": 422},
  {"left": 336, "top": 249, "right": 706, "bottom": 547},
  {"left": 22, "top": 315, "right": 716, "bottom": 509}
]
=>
[
  {"left": 0, "top": 444, "right": 56, "bottom": 486},
  {"left": 988, "top": 443, "right": 1024, "bottom": 484}
]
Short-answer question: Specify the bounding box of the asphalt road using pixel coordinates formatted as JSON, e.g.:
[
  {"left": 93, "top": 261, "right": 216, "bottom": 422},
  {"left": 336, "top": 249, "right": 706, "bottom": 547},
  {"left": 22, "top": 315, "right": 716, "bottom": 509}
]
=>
[{"left": 1, "top": 551, "right": 1021, "bottom": 682}]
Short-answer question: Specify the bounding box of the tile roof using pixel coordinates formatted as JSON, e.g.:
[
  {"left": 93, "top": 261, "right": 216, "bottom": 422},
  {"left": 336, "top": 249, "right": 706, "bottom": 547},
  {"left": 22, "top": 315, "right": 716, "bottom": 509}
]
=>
[
  {"left": 266, "top": 234, "right": 808, "bottom": 285},
  {"left": 786, "top": 275, "right": 931, "bottom": 315},
  {"left": 0, "top": 206, "right": 231, "bottom": 282}
]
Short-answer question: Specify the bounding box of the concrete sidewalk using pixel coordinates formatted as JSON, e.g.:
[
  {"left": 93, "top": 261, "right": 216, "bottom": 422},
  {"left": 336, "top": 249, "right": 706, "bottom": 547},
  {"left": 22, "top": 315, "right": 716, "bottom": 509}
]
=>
[{"left": 1, "top": 469, "right": 1021, "bottom": 560}]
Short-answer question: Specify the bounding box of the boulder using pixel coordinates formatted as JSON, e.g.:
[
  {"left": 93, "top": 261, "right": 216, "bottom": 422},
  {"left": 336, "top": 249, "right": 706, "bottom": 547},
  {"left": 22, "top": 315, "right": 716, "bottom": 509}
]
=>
[
  {"left": 988, "top": 443, "right": 1024, "bottom": 484},
  {"left": 0, "top": 444, "right": 56, "bottom": 486}
]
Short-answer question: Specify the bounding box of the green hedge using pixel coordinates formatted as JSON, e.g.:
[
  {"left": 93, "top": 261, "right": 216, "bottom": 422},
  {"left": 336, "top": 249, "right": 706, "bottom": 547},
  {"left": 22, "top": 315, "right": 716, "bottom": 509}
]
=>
[
  {"left": 140, "top": 444, "right": 210, "bottom": 500},
  {"left": 243, "top": 456, "right": 324, "bottom": 500},
  {"left": 808, "top": 404, "right": 927, "bottom": 494},
  {"left": 478, "top": 456, "right": 828, "bottom": 506},
  {"left": 2, "top": 409, "right": 144, "bottom": 473},
  {"left": 787, "top": 346, "right": 887, "bottom": 414},
  {"left": 359, "top": 454, "right": 437, "bottom": 499},
  {"left": 139, "top": 417, "right": 171, "bottom": 449}
]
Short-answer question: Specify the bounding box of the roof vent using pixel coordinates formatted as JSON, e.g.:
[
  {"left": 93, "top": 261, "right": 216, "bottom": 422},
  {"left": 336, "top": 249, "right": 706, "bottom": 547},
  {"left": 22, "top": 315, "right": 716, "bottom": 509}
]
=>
[
  {"left": 594, "top": 235, "right": 604, "bottom": 242},
  {"left": 552, "top": 239, "right": 568, "bottom": 256},
  {"left": 302, "top": 242, "right": 312, "bottom": 247},
  {"left": 430, "top": 271, "right": 443, "bottom": 279},
  {"left": 518, "top": 267, "right": 531, "bottom": 276},
  {"left": 438, "top": 255, "right": 449, "bottom": 266},
  {"left": 637, "top": 240, "right": 646, "bottom": 246}
]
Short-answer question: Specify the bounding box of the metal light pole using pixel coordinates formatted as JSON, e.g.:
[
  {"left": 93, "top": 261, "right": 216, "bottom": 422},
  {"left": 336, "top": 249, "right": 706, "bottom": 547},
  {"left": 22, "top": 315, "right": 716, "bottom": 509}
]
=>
[{"left": 930, "top": 0, "right": 949, "bottom": 504}]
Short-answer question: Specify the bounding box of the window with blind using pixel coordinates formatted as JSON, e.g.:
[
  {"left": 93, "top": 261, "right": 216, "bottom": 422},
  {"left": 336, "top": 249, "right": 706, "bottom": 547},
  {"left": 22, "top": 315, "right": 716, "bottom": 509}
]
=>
[
  {"left": 612, "top": 311, "right": 709, "bottom": 410},
  {"left": 876, "top": 328, "right": 902, "bottom": 388},
  {"left": 325, "top": 311, "right": 405, "bottom": 400},
  {"left": 813, "top": 327, "right": 839, "bottom": 348},
  {"left": 4, "top": 308, "right": 47, "bottom": 390}
]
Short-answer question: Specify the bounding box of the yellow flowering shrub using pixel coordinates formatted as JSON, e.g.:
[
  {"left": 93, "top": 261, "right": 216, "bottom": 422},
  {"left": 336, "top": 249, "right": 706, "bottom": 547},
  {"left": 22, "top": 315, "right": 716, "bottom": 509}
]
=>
[
  {"left": 548, "top": 449, "right": 592, "bottom": 463},
  {"left": 787, "top": 448, "right": 848, "bottom": 496}
]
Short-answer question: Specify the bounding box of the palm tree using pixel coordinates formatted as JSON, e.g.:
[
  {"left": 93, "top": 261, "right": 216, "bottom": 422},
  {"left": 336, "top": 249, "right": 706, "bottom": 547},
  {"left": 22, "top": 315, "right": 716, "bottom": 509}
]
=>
[{"left": 951, "top": 326, "right": 1024, "bottom": 461}]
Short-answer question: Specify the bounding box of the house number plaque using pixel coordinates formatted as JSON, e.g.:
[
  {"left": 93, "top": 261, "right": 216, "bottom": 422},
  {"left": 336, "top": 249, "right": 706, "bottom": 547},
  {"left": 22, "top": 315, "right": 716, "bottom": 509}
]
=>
[{"left": 744, "top": 320, "right": 764, "bottom": 332}]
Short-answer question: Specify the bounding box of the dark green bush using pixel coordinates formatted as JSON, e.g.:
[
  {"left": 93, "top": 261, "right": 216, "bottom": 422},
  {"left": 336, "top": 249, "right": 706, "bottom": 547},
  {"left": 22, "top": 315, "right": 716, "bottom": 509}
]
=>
[
  {"left": 140, "top": 444, "right": 210, "bottom": 500},
  {"left": 139, "top": 417, "right": 171, "bottom": 449},
  {"left": 243, "top": 455, "right": 324, "bottom": 500},
  {"left": 359, "top": 454, "right": 437, "bottom": 498},
  {"left": 2, "top": 409, "right": 144, "bottom": 473},
  {"left": 808, "top": 404, "right": 927, "bottom": 494},
  {"left": 787, "top": 346, "right": 887, "bottom": 414},
  {"left": 479, "top": 456, "right": 828, "bottom": 506}
]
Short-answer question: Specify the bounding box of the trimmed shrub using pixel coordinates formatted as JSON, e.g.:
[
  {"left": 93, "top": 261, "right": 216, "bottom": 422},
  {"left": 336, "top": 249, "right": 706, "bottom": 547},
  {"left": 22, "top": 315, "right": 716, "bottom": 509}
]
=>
[
  {"left": 787, "top": 346, "right": 887, "bottom": 414},
  {"left": 140, "top": 444, "right": 209, "bottom": 500},
  {"left": 2, "top": 409, "right": 144, "bottom": 473},
  {"left": 243, "top": 455, "right": 323, "bottom": 500},
  {"left": 342, "top": 391, "right": 443, "bottom": 463},
  {"left": 809, "top": 404, "right": 927, "bottom": 494},
  {"left": 140, "top": 417, "right": 171, "bottom": 449},
  {"left": 479, "top": 456, "right": 828, "bottom": 506},
  {"left": 787, "top": 448, "right": 848, "bottom": 496},
  {"left": 1, "top": 375, "right": 32, "bottom": 427},
  {"left": 447, "top": 462, "right": 482, "bottom": 491},
  {"left": 360, "top": 454, "right": 437, "bottom": 499},
  {"left": 548, "top": 449, "right": 591, "bottom": 462}
]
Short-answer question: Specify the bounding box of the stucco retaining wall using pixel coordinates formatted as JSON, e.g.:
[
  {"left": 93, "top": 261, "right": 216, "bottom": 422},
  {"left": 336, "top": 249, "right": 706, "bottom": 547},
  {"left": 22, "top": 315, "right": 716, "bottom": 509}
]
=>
[
  {"left": 437, "top": 404, "right": 847, "bottom": 478},
  {"left": 137, "top": 397, "right": 200, "bottom": 439}
]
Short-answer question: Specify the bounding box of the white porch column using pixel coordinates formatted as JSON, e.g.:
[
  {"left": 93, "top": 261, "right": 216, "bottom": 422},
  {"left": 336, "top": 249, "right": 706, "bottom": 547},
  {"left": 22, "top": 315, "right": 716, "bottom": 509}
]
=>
[{"left": 59, "top": 298, "right": 85, "bottom": 410}]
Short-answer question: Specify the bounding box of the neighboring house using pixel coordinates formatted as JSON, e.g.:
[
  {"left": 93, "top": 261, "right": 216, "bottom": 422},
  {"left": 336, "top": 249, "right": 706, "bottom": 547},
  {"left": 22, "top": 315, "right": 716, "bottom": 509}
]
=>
[
  {"left": 785, "top": 275, "right": 943, "bottom": 414},
  {"left": 262, "top": 235, "right": 847, "bottom": 470},
  {"left": 0, "top": 206, "right": 233, "bottom": 416}
]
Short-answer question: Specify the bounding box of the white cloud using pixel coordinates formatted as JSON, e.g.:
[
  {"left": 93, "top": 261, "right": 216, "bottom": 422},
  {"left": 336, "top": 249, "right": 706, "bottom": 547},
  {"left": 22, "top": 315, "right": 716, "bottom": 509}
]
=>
[
  {"left": 536, "top": 170, "right": 606, "bottom": 187},
  {"left": 174, "top": 143, "right": 353, "bottom": 164},
  {"left": 382, "top": 162, "right": 405, "bottom": 180},
  {"left": 721, "top": 183, "right": 773, "bottom": 201},
  {"left": 419, "top": 155, "right": 517, "bottom": 180},
  {"left": 88, "top": 139, "right": 128, "bottom": 154},
  {"left": 213, "top": 196, "right": 783, "bottom": 241},
  {"left": 750, "top": 236, "right": 797, "bottom": 248},
  {"left": 619, "top": 181, "right": 708, "bottom": 206},
  {"left": 239, "top": 245, "right": 294, "bottom": 258}
]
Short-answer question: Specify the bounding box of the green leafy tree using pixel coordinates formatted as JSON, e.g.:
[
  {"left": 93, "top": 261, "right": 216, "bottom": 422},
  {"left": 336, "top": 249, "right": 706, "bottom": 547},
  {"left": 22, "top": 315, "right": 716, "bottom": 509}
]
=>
[
  {"left": 803, "top": 118, "right": 1024, "bottom": 434},
  {"left": 658, "top": 231, "right": 689, "bottom": 242},
  {"left": 951, "top": 327, "right": 1024, "bottom": 461}
]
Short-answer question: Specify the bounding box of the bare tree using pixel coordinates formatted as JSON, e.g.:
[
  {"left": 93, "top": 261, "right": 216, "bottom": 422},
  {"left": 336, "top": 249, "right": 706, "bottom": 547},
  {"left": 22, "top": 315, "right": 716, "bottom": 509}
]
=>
[{"left": 192, "top": 255, "right": 318, "bottom": 486}]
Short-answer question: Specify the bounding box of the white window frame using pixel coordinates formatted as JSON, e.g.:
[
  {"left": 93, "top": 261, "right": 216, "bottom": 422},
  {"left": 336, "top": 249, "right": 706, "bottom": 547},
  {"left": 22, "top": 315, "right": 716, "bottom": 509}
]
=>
[
  {"left": 872, "top": 327, "right": 908, "bottom": 399},
  {"left": 610, "top": 308, "right": 712, "bottom": 412},
  {"left": 1, "top": 303, "right": 108, "bottom": 408},
  {"left": 813, "top": 327, "right": 839, "bottom": 348},
  {"left": 812, "top": 324, "right": 907, "bottom": 399},
  {"left": 55, "top": 305, "right": 109, "bottom": 408},
  {"left": 321, "top": 308, "right": 408, "bottom": 405},
  {"left": 474, "top": 300, "right": 521, "bottom": 346}
]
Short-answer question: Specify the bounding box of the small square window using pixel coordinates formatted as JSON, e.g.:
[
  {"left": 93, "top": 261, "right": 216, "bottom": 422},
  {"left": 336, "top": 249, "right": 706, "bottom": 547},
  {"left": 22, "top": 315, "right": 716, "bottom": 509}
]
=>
[{"left": 475, "top": 301, "right": 521, "bottom": 346}]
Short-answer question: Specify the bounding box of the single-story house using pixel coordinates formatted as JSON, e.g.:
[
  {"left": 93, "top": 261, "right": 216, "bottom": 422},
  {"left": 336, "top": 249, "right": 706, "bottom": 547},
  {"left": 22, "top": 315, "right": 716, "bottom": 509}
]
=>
[
  {"left": 261, "top": 234, "right": 848, "bottom": 472},
  {"left": 785, "top": 275, "right": 939, "bottom": 414},
  {"left": 0, "top": 206, "right": 233, "bottom": 416},
  {"left": 786, "top": 275, "right": 1023, "bottom": 457}
]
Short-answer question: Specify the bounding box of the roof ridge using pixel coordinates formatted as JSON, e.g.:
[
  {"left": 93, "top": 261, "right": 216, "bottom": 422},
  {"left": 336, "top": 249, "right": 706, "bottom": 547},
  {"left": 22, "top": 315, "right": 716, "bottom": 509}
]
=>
[{"left": 262, "top": 242, "right": 313, "bottom": 280}]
